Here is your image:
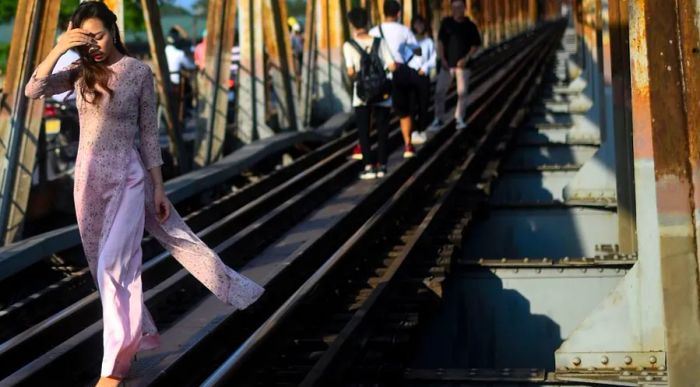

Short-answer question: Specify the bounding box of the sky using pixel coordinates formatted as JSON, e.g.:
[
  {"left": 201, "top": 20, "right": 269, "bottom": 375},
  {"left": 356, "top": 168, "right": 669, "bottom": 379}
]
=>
[{"left": 173, "top": 0, "right": 197, "bottom": 11}]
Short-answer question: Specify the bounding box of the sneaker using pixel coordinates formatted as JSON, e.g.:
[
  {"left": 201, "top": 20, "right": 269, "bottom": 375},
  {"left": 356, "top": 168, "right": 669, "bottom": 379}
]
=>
[
  {"left": 375, "top": 164, "right": 387, "bottom": 178},
  {"left": 455, "top": 117, "right": 468, "bottom": 130},
  {"left": 351, "top": 144, "right": 363, "bottom": 160},
  {"left": 427, "top": 118, "right": 443, "bottom": 132},
  {"left": 411, "top": 131, "right": 427, "bottom": 145},
  {"left": 403, "top": 144, "right": 416, "bottom": 158},
  {"left": 359, "top": 165, "right": 377, "bottom": 180}
]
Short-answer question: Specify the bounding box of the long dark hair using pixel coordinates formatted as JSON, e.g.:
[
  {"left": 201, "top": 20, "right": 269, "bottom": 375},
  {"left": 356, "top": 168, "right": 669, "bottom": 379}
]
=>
[
  {"left": 411, "top": 15, "right": 432, "bottom": 38},
  {"left": 69, "top": 1, "right": 130, "bottom": 104}
]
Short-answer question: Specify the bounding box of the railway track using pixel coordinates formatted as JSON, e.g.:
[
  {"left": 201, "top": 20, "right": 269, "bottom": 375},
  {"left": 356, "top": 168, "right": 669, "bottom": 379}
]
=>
[
  {"left": 198, "top": 21, "right": 564, "bottom": 387},
  {"left": 1, "top": 22, "right": 562, "bottom": 387}
]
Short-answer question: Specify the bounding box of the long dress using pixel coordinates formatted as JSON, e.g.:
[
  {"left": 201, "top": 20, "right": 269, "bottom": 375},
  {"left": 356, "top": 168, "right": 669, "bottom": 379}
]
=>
[{"left": 25, "top": 55, "right": 265, "bottom": 377}]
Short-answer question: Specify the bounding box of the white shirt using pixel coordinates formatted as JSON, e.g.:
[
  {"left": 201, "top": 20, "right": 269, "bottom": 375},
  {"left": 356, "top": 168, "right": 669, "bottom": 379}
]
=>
[
  {"left": 51, "top": 49, "right": 80, "bottom": 102},
  {"left": 369, "top": 22, "right": 419, "bottom": 70},
  {"left": 165, "top": 44, "right": 195, "bottom": 84},
  {"left": 342, "top": 36, "right": 394, "bottom": 107},
  {"left": 416, "top": 36, "right": 436, "bottom": 76}
]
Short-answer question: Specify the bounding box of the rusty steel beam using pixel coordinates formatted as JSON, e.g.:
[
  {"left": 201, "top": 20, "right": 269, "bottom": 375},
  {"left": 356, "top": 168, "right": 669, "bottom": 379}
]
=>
[
  {"left": 237, "top": 0, "right": 274, "bottom": 142},
  {"left": 195, "top": 0, "right": 236, "bottom": 163},
  {"left": 141, "top": 0, "right": 187, "bottom": 170},
  {"left": 300, "top": 0, "right": 317, "bottom": 128},
  {"left": 528, "top": 0, "right": 537, "bottom": 27},
  {"left": 263, "top": 0, "right": 301, "bottom": 132},
  {"left": 608, "top": 0, "right": 636, "bottom": 253},
  {"left": 628, "top": 0, "right": 700, "bottom": 383},
  {"left": 301, "top": 0, "right": 352, "bottom": 126},
  {"left": 0, "top": 0, "right": 61, "bottom": 244}
]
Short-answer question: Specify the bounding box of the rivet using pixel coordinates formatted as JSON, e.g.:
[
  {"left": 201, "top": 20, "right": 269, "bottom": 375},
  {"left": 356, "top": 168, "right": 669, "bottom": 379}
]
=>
[
  {"left": 641, "top": 371, "right": 648, "bottom": 376},
  {"left": 501, "top": 258, "right": 507, "bottom": 263},
  {"left": 646, "top": 376, "right": 653, "bottom": 382},
  {"left": 563, "top": 256, "right": 570, "bottom": 262},
  {"left": 531, "top": 372, "right": 538, "bottom": 377},
  {"left": 513, "top": 268, "right": 519, "bottom": 273},
  {"left": 600, "top": 355, "right": 609, "bottom": 365},
  {"left": 624, "top": 356, "right": 633, "bottom": 365},
  {"left": 649, "top": 355, "right": 657, "bottom": 364},
  {"left": 622, "top": 371, "right": 631, "bottom": 376},
  {"left": 663, "top": 376, "right": 668, "bottom": 381},
  {"left": 523, "top": 258, "right": 529, "bottom": 263},
  {"left": 582, "top": 268, "right": 588, "bottom": 273},
  {"left": 637, "top": 366, "right": 644, "bottom": 371},
  {"left": 572, "top": 357, "right": 581, "bottom": 366},
  {"left": 658, "top": 366, "right": 666, "bottom": 371},
  {"left": 614, "top": 367, "right": 621, "bottom": 371},
  {"left": 598, "top": 268, "right": 604, "bottom": 273},
  {"left": 558, "top": 366, "right": 569, "bottom": 371},
  {"left": 587, "top": 367, "right": 595, "bottom": 371},
  {"left": 558, "top": 268, "right": 564, "bottom": 273},
  {"left": 536, "top": 268, "right": 542, "bottom": 273},
  {"left": 542, "top": 258, "right": 548, "bottom": 263}
]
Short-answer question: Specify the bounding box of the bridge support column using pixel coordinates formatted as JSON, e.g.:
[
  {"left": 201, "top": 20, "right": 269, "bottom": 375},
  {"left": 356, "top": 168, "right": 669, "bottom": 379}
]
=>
[{"left": 0, "top": 0, "right": 61, "bottom": 244}]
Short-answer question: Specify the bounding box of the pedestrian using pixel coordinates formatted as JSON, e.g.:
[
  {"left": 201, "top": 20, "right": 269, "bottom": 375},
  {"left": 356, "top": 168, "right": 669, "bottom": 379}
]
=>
[
  {"left": 343, "top": 7, "right": 396, "bottom": 179},
  {"left": 24, "top": 3, "right": 264, "bottom": 386},
  {"left": 369, "top": 0, "right": 422, "bottom": 158},
  {"left": 409, "top": 15, "right": 436, "bottom": 145},
  {"left": 431, "top": 0, "right": 481, "bottom": 131}
]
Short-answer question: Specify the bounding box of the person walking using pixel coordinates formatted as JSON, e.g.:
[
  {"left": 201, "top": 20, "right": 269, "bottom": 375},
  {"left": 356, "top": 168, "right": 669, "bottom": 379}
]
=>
[
  {"left": 24, "top": 3, "right": 264, "bottom": 386},
  {"left": 343, "top": 7, "right": 395, "bottom": 179},
  {"left": 431, "top": 0, "right": 481, "bottom": 131},
  {"left": 369, "top": 0, "right": 422, "bottom": 158},
  {"left": 409, "top": 15, "right": 436, "bottom": 145}
]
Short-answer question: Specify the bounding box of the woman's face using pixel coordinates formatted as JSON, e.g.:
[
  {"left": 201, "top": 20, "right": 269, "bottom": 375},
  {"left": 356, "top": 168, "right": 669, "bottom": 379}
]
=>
[
  {"left": 79, "top": 17, "right": 114, "bottom": 63},
  {"left": 413, "top": 20, "right": 425, "bottom": 35}
]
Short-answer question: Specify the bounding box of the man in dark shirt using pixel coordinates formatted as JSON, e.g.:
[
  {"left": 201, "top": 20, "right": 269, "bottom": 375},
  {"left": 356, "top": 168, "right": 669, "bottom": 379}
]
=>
[{"left": 431, "top": 0, "right": 481, "bottom": 130}]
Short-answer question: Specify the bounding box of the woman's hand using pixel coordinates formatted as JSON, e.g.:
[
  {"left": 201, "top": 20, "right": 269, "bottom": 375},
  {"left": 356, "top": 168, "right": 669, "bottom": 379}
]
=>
[
  {"left": 154, "top": 186, "right": 171, "bottom": 224},
  {"left": 55, "top": 21, "right": 98, "bottom": 55}
]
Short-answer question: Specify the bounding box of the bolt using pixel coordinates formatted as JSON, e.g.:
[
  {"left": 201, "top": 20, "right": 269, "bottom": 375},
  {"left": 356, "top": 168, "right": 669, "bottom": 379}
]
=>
[
  {"left": 572, "top": 357, "right": 581, "bottom": 366},
  {"left": 649, "top": 355, "right": 657, "bottom": 364},
  {"left": 600, "top": 356, "right": 609, "bottom": 365},
  {"left": 624, "top": 356, "right": 633, "bottom": 365}
]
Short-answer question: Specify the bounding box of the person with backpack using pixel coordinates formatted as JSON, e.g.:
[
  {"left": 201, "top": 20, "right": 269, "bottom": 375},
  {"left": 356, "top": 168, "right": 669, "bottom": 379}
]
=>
[
  {"left": 343, "top": 7, "right": 396, "bottom": 179},
  {"left": 430, "top": 0, "right": 482, "bottom": 131},
  {"left": 369, "top": 0, "right": 422, "bottom": 158}
]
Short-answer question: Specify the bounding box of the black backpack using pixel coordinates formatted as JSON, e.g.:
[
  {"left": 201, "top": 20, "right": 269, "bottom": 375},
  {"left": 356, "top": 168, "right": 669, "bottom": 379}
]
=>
[{"left": 348, "top": 38, "right": 391, "bottom": 104}]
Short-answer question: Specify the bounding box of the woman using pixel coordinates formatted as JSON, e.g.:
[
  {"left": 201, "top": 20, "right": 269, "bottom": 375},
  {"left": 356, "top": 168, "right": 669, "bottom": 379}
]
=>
[
  {"left": 24, "top": 3, "right": 264, "bottom": 386},
  {"left": 410, "top": 15, "right": 436, "bottom": 144}
]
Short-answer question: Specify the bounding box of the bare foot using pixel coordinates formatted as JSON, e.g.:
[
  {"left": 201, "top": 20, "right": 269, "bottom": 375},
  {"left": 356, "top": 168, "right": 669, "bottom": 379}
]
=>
[{"left": 95, "top": 376, "right": 122, "bottom": 387}]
